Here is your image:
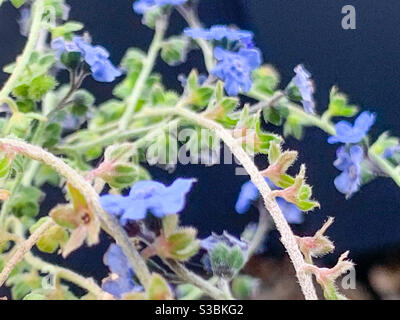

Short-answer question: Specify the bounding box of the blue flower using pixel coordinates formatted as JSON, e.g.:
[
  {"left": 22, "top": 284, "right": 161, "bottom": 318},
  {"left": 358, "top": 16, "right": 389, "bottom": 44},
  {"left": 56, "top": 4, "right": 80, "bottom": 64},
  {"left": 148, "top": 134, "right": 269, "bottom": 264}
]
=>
[
  {"left": 333, "top": 145, "right": 364, "bottom": 198},
  {"left": 102, "top": 244, "right": 143, "bottom": 298},
  {"left": 201, "top": 231, "right": 248, "bottom": 253},
  {"left": 133, "top": 0, "right": 187, "bottom": 14},
  {"left": 51, "top": 37, "right": 122, "bottom": 83},
  {"left": 100, "top": 178, "right": 195, "bottom": 225},
  {"left": 327, "top": 111, "right": 376, "bottom": 144},
  {"left": 184, "top": 25, "right": 254, "bottom": 48},
  {"left": 235, "top": 178, "right": 304, "bottom": 224},
  {"left": 212, "top": 47, "right": 261, "bottom": 96},
  {"left": 292, "top": 64, "right": 315, "bottom": 114}
]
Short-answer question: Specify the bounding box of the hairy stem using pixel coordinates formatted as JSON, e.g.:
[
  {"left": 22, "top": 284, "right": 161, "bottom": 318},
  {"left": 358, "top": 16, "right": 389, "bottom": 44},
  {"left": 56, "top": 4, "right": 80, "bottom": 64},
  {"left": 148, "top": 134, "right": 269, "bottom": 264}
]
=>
[
  {"left": 118, "top": 19, "right": 167, "bottom": 131},
  {"left": 0, "top": 218, "right": 54, "bottom": 287},
  {"left": 0, "top": 138, "right": 152, "bottom": 290},
  {"left": 24, "top": 253, "right": 110, "bottom": 299},
  {"left": 0, "top": 0, "right": 45, "bottom": 100},
  {"left": 167, "top": 260, "right": 232, "bottom": 300}
]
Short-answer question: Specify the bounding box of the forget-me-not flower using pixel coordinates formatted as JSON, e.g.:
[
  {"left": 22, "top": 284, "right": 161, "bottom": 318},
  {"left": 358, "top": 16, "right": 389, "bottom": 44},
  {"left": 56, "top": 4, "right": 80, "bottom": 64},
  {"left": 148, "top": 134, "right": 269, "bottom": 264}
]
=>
[
  {"left": 100, "top": 178, "right": 195, "bottom": 225},
  {"left": 333, "top": 145, "right": 364, "bottom": 198},
  {"left": 292, "top": 64, "right": 315, "bottom": 114},
  {"left": 51, "top": 36, "right": 122, "bottom": 83},
  {"left": 184, "top": 25, "right": 254, "bottom": 48},
  {"left": 133, "top": 0, "right": 187, "bottom": 14},
  {"left": 102, "top": 244, "right": 143, "bottom": 298},
  {"left": 327, "top": 111, "right": 376, "bottom": 144},
  {"left": 235, "top": 178, "right": 304, "bottom": 224},
  {"left": 212, "top": 47, "right": 261, "bottom": 96}
]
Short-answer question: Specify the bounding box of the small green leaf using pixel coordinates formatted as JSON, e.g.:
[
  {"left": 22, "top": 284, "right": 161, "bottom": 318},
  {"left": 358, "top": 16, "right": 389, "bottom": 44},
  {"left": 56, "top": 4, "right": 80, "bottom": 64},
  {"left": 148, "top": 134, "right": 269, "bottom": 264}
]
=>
[
  {"left": 161, "top": 36, "right": 189, "bottom": 66},
  {"left": 328, "top": 87, "right": 358, "bottom": 118}
]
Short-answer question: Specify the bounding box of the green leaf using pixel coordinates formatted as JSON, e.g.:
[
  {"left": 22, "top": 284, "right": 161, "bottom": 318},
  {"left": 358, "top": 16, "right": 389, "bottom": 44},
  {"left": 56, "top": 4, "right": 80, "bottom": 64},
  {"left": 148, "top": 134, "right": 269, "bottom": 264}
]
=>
[
  {"left": 0, "top": 157, "right": 11, "bottom": 179},
  {"left": 10, "top": 186, "right": 42, "bottom": 218},
  {"left": 328, "top": 87, "right": 358, "bottom": 117},
  {"left": 283, "top": 114, "right": 304, "bottom": 140},
  {"left": 251, "top": 65, "right": 280, "bottom": 95},
  {"left": 34, "top": 165, "right": 60, "bottom": 187},
  {"left": 43, "top": 123, "right": 62, "bottom": 149},
  {"left": 30, "top": 217, "right": 69, "bottom": 254},
  {"left": 51, "top": 21, "right": 84, "bottom": 39},
  {"left": 161, "top": 36, "right": 189, "bottom": 66}
]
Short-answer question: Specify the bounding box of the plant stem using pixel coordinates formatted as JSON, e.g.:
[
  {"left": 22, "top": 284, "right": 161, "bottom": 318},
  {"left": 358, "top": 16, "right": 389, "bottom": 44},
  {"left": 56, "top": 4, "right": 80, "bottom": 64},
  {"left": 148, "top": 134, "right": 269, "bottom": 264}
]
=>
[
  {"left": 369, "top": 150, "right": 400, "bottom": 187},
  {"left": 0, "top": 138, "right": 153, "bottom": 290},
  {"left": 24, "top": 253, "right": 109, "bottom": 299},
  {"left": 247, "top": 203, "right": 271, "bottom": 258},
  {"left": 0, "top": 218, "right": 54, "bottom": 287},
  {"left": 217, "top": 278, "right": 234, "bottom": 300},
  {"left": 118, "top": 19, "right": 167, "bottom": 131},
  {"left": 0, "top": 0, "right": 44, "bottom": 100},
  {"left": 167, "top": 260, "right": 231, "bottom": 300},
  {"left": 177, "top": 5, "right": 214, "bottom": 72},
  {"left": 0, "top": 172, "right": 23, "bottom": 227}
]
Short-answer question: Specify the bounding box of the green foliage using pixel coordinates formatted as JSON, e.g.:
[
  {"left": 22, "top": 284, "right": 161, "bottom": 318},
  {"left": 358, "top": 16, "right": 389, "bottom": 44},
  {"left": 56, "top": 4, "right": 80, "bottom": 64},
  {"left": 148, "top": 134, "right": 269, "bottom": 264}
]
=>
[
  {"left": 209, "top": 243, "right": 245, "bottom": 279},
  {"left": 251, "top": 65, "right": 280, "bottom": 96},
  {"left": 10, "top": 186, "right": 42, "bottom": 218},
  {"left": 326, "top": 86, "right": 358, "bottom": 118},
  {"left": 161, "top": 36, "right": 189, "bottom": 66},
  {"left": 6, "top": 51, "right": 56, "bottom": 101},
  {"left": 30, "top": 217, "right": 68, "bottom": 254},
  {"left": 51, "top": 21, "right": 84, "bottom": 39}
]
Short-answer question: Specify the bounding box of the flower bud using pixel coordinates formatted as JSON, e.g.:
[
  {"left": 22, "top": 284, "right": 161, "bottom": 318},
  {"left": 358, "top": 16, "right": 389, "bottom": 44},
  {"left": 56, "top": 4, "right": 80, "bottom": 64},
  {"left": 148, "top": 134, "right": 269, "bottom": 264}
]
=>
[{"left": 201, "top": 232, "right": 248, "bottom": 279}]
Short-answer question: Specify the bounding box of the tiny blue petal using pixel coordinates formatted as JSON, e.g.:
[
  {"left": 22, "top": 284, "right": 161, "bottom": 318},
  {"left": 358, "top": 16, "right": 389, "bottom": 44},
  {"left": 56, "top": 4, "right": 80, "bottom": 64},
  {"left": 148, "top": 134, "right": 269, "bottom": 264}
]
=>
[
  {"left": 292, "top": 64, "right": 315, "bottom": 114},
  {"left": 328, "top": 111, "right": 376, "bottom": 144},
  {"left": 102, "top": 244, "right": 143, "bottom": 298},
  {"left": 333, "top": 145, "right": 364, "bottom": 198},
  {"left": 133, "top": 0, "right": 187, "bottom": 14},
  {"left": 51, "top": 36, "right": 122, "bottom": 83},
  {"left": 184, "top": 25, "right": 254, "bottom": 48},
  {"left": 100, "top": 178, "right": 195, "bottom": 224}
]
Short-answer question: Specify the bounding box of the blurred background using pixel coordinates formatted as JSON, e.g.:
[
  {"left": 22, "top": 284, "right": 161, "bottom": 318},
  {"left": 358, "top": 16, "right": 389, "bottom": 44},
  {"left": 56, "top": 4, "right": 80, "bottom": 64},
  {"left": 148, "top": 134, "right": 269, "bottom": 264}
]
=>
[{"left": 1, "top": 0, "right": 400, "bottom": 299}]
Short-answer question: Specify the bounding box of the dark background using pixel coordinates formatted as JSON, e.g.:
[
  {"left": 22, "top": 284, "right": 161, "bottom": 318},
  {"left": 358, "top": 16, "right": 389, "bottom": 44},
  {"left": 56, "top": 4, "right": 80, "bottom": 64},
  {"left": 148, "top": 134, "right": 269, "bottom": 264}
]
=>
[{"left": 1, "top": 0, "right": 400, "bottom": 295}]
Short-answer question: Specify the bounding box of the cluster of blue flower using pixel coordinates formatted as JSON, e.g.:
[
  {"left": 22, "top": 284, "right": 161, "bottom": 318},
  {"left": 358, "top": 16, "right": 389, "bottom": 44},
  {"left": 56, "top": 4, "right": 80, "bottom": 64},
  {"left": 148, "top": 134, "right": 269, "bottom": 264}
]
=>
[
  {"left": 51, "top": 36, "right": 121, "bottom": 83},
  {"left": 328, "top": 112, "right": 376, "bottom": 198},
  {"left": 184, "top": 26, "right": 261, "bottom": 96}
]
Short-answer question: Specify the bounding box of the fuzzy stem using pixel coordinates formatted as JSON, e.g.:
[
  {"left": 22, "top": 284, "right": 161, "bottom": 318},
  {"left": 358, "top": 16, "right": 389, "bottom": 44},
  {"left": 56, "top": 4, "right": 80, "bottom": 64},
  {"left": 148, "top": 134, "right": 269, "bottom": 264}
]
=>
[
  {"left": 118, "top": 19, "right": 167, "bottom": 131},
  {"left": 0, "top": 0, "right": 45, "bottom": 100},
  {"left": 0, "top": 138, "right": 152, "bottom": 290},
  {"left": 167, "top": 260, "right": 232, "bottom": 300},
  {"left": 0, "top": 218, "right": 54, "bottom": 287},
  {"left": 24, "top": 253, "right": 109, "bottom": 299}
]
